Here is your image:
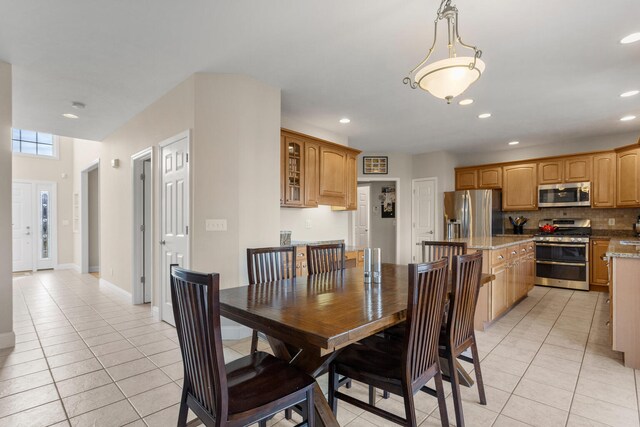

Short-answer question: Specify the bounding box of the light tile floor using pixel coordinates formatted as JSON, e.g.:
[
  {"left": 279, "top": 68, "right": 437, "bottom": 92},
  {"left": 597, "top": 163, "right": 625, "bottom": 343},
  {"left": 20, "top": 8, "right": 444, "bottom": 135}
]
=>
[{"left": 1, "top": 270, "right": 639, "bottom": 426}]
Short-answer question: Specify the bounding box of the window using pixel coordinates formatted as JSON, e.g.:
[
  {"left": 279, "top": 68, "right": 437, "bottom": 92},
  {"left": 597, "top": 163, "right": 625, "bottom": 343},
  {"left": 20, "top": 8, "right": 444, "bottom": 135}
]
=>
[{"left": 12, "top": 128, "right": 56, "bottom": 157}]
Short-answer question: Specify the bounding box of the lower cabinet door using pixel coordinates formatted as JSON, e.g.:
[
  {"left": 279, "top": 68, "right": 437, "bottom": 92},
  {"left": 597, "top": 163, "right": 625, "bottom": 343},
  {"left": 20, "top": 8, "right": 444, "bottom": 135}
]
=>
[{"left": 491, "top": 266, "right": 508, "bottom": 319}]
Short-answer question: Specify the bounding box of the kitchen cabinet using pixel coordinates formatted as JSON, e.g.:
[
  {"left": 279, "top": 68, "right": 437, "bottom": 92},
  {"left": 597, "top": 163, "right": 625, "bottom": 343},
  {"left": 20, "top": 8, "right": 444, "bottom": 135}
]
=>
[
  {"left": 282, "top": 135, "right": 305, "bottom": 206},
  {"left": 478, "top": 166, "right": 502, "bottom": 189},
  {"left": 304, "top": 141, "right": 319, "bottom": 207},
  {"left": 592, "top": 153, "right": 616, "bottom": 208},
  {"left": 455, "top": 168, "right": 478, "bottom": 190},
  {"left": 281, "top": 129, "right": 361, "bottom": 209},
  {"left": 538, "top": 160, "right": 564, "bottom": 184},
  {"left": 490, "top": 265, "right": 508, "bottom": 319},
  {"left": 616, "top": 146, "right": 640, "bottom": 207},
  {"left": 590, "top": 238, "right": 610, "bottom": 291},
  {"left": 503, "top": 163, "right": 538, "bottom": 211},
  {"left": 345, "top": 152, "right": 358, "bottom": 210},
  {"left": 564, "top": 155, "right": 592, "bottom": 183}
]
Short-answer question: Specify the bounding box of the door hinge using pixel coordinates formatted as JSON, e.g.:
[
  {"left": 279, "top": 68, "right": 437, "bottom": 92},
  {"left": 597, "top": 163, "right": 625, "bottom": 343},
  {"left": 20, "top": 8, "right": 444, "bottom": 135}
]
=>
[
  {"left": 140, "top": 276, "right": 145, "bottom": 284},
  {"left": 185, "top": 225, "right": 189, "bottom": 235},
  {"left": 186, "top": 153, "right": 189, "bottom": 162},
  {"left": 140, "top": 173, "right": 145, "bottom": 181},
  {"left": 140, "top": 225, "right": 145, "bottom": 232}
]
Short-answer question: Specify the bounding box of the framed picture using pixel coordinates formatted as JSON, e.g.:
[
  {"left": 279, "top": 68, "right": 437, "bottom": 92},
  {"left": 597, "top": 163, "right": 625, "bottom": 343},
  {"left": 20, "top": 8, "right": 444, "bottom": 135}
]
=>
[{"left": 363, "top": 156, "right": 388, "bottom": 174}]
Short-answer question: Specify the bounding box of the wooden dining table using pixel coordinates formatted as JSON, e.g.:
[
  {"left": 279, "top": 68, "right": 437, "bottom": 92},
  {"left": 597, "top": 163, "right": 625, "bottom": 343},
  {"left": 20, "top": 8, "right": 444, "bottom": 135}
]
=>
[{"left": 220, "top": 264, "right": 494, "bottom": 427}]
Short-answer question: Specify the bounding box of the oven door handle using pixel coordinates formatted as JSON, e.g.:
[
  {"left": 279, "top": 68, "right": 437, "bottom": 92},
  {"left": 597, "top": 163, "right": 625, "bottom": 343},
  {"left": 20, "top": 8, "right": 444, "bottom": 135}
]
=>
[
  {"left": 535, "top": 243, "right": 586, "bottom": 248},
  {"left": 536, "top": 260, "right": 587, "bottom": 267}
]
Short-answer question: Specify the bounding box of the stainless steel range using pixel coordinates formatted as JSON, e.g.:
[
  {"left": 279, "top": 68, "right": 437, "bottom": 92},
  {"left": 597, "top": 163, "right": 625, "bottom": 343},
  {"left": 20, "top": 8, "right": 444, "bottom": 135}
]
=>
[{"left": 534, "top": 219, "right": 591, "bottom": 291}]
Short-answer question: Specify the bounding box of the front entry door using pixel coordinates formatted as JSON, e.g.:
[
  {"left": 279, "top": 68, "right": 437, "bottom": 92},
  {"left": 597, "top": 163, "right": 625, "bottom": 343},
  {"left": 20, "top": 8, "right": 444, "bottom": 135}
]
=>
[
  {"left": 355, "top": 186, "right": 370, "bottom": 247},
  {"left": 412, "top": 179, "right": 436, "bottom": 262},
  {"left": 12, "top": 182, "right": 33, "bottom": 272},
  {"left": 160, "top": 133, "right": 190, "bottom": 326}
]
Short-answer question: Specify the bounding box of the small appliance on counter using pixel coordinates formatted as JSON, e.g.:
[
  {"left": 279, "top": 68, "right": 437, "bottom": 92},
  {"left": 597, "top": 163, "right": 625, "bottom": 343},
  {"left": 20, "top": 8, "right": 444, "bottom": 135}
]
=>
[{"left": 280, "top": 230, "right": 292, "bottom": 246}]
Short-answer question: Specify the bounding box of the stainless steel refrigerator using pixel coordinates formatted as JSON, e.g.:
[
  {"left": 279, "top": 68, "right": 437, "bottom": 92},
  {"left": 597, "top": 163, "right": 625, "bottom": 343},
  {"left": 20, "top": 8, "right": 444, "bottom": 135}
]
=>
[{"left": 444, "top": 189, "right": 503, "bottom": 239}]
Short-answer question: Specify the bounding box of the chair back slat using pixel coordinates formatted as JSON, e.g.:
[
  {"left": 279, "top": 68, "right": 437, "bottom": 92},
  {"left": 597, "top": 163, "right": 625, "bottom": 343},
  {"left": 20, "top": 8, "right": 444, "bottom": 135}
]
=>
[
  {"left": 448, "top": 252, "right": 483, "bottom": 351},
  {"left": 247, "top": 246, "right": 296, "bottom": 284},
  {"left": 307, "top": 243, "right": 345, "bottom": 275},
  {"left": 403, "top": 258, "right": 449, "bottom": 385},
  {"left": 421, "top": 241, "right": 467, "bottom": 273},
  {"left": 170, "top": 266, "right": 227, "bottom": 421}
]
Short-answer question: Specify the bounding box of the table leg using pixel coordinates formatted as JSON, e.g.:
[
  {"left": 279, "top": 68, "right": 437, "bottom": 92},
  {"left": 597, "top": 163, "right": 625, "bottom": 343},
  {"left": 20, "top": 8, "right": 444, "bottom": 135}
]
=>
[{"left": 266, "top": 336, "right": 340, "bottom": 427}]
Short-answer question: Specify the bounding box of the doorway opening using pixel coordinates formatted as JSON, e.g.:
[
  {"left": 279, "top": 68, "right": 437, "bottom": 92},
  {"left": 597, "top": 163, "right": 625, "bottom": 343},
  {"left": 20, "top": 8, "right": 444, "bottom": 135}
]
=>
[
  {"left": 81, "top": 160, "right": 100, "bottom": 275},
  {"left": 12, "top": 180, "right": 58, "bottom": 272},
  {"left": 132, "top": 148, "right": 154, "bottom": 305},
  {"left": 354, "top": 179, "right": 398, "bottom": 264}
]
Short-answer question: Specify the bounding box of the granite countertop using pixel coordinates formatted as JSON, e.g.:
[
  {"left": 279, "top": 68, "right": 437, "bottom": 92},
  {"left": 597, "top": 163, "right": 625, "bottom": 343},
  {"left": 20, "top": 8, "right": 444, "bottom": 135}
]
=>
[
  {"left": 446, "top": 236, "right": 534, "bottom": 250},
  {"left": 606, "top": 239, "right": 640, "bottom": 259},
  {"left": 289, "top": 239, "right": 344, "bottom": 247}
]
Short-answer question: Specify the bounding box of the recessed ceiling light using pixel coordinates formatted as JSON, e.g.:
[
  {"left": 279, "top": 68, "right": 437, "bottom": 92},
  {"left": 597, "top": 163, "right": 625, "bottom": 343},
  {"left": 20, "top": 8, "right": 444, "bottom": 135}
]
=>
[
  {"left": 458, "top": 99, "right": 474, "bottom": 106},
  {"left": 339, "top": 118, "right": 351, "bottom": 124},
  {"left": 71, "top": 101, "right": 86, "bottom": 109},
  {"left": 508, "top": 141, "right": 520, "bottom": 146},
  {"left": 620, "top": 90, "right": 639, "bottom": 98},
  {"left": 62, "top": 113, "right": 79, "bottom": 119},
  {"left": 478, "top": 113, "right": 492, "bottom": 119},
  {"left": 620, "top": 32, "right": 640, "bottom": 44},
  {"left": 620, "top": 115, "right": 637, "bottom": 122}
]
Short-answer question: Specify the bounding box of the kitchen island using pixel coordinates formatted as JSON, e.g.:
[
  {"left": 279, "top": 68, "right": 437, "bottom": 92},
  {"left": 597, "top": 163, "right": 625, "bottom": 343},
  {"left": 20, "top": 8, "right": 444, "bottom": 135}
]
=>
[
  {"left": 447, "top": 236, "right": 536, "bottom": 330},
  {"left": 606, "top": 239, "right": 640, "bottom": 369}
]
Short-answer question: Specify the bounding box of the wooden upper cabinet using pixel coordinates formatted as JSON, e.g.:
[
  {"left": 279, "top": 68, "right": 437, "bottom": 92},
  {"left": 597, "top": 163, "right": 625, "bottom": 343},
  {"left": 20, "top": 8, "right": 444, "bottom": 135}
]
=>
[
  {"left": 304, "top": 141, "right": 319, "bottom": 207},
  {"left": 282, "top": 136, "right": 305, "bottom": 206},
  {"left": 592, "top": 152, "right": 616, "bottom": 208},
  {"left": 345, "top": 152, "right": 357, "bottom": 210},
  {"left": 318, "top": 146, "right": 347, "bottom": 206},
  {"left": 538, "top": 160, "right": 563, "bottom": 184},
  {"left": 616, "top": 147, "right": 640, "bottom": 207},
  {"left": 455, "top": 169, "right": 478, "bottom": 190},
  {"left": 503, "top": 163, "right": 538, "bottom": 211},
  {"left": 564, "top": 156, "right": 592, "bottom": 183},
  {"left": 478, "top": 166, "right": 502, "bottom": 189}
]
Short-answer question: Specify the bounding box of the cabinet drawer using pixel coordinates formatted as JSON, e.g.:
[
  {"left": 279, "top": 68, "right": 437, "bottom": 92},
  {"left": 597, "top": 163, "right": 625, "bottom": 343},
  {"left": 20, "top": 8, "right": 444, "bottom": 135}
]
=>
[
  {"left": 507, "top": 245, "right": 520, "bottom": 260},
  {"left": 296, "top": 247, "right": 307, "bottom": 260},
  {"left": 491, "top": 248, "right": 508, "bottom": 266},
  {"left": 345, "top": 251, "right": 357, "bottom": 261}
]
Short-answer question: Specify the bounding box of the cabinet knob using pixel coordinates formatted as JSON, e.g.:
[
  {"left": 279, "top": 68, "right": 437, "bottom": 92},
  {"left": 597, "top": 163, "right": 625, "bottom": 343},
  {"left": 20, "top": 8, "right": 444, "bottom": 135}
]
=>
[{"left": 497, "top": 255, "right": 504, "bottom": 260}]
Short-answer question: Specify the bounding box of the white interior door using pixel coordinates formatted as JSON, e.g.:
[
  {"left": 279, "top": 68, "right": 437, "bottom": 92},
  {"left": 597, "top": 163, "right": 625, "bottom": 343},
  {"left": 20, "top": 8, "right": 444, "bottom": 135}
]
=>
[
  {"left": 355, "top": 185, "right": 370, "bottom": 247},
  {"left": 12, "top": 182, "right": 33, "bottom": 272},
  {"left": 160, "top": 133, "right": 190, "bottom": 326},
  {"left": 143, "top": 159, "right": 152, "bottom": 303},
  {"left": 412, "top": 179, "right": 436, "bottom": 262}
]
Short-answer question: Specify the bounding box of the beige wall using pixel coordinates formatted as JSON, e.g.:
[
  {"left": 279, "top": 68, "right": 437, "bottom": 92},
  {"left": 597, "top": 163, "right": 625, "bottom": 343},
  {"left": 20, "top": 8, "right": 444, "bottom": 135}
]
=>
[
  {"left": 279, "top": 117, "right": 353, "bottom": 244},
  {"left": 12, "top": 136, "right": 75, "bottom": 266},
  {"left": 0, "top": 62, "right": 13, "bottom": 348},
  {"left": 357, "top": 152, "right": 413, "bottom": 264},
  {"left": 88, "top": 168, "right": 99, "bottom": 271}
]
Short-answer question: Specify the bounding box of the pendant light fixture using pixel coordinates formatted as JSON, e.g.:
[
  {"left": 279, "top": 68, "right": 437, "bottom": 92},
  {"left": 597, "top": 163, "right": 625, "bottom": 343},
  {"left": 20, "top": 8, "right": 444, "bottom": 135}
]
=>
[{"left": 404, "top": 0, "right": 485, "bottom": 103}]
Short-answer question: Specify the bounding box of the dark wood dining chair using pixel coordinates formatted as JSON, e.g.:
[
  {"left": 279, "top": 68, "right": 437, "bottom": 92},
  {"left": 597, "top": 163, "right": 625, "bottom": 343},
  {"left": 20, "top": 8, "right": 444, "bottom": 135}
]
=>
[
  {"left": 247, "top": 246, "right": 296, "bottom": 353},
  {"left": 440, "top": 251, "right": 486, "bottom": 427},
  {"left": 421, "top": 241, "right": 467, "bottom": 270},
  {"left": 307, "top": 243, "right": 345, "bottom": 274},
  {"left": 170, "top": 265, "right": 315, "bottom": 427},
  {"left": 328, "top": 259, "right": 450, "bottom": 427}
]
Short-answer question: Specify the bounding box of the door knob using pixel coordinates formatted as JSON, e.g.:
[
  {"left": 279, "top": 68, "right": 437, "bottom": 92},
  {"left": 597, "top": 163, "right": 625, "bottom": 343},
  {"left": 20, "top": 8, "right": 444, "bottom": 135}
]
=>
[
  {"left": 160, "top": 240, "right": 166, "bottom": 245},
  {"left": 26, "top": 226, "right": 30, "bottom": 229}
]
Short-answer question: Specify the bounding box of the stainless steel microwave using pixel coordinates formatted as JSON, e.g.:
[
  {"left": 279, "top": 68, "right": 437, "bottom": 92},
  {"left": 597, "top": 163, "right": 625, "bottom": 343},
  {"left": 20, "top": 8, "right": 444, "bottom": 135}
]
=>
[{"left": 538, "top": 182, "right": 591, "bottom": 207}]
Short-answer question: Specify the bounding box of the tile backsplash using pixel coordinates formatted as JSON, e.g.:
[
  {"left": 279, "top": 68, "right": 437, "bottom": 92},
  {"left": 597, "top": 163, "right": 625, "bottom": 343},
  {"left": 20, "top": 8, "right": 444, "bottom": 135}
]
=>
[{"left": 504, "top": 207, "right": 640, "bottom": 232}]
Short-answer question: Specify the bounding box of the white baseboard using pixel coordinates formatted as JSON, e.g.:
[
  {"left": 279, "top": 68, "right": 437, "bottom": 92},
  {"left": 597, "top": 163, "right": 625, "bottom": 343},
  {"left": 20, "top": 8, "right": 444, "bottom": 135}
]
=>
[
  {"left": 99, "top": 278, "right": 132, "bottom": 301},
  {"left": 0, "top": 331, "right": 16, "bottom": 350},
  {"left": 89, "top": 266, "right": 100, "bottom": 273},
  {"left": 221, "top": 324, "right": 252, "bottom": 340},
  {"left": 152, "top": 306, "right": 160, "bottom": 320},
  {"left": 55, "top": 263, "right": 80, "bottom": 272}
]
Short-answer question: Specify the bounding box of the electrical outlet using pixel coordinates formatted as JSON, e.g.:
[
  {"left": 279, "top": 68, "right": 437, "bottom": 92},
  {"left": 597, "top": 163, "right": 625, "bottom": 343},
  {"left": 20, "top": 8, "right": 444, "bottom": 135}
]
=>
[
  {"left": 305, "top": 219, "right": 312, "bottom": 229},
  {"left": 608, "top": 218, "right": 615, "bottom": 226},
  {"left": 206, "top": 219, "right": 227, "bottom": 232}
]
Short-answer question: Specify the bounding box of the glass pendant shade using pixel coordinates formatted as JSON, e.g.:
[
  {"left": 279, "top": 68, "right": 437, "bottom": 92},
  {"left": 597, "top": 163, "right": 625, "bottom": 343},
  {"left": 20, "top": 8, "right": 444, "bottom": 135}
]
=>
[{"left": 414, "top": 56, "right": 485, "bottom": 100}]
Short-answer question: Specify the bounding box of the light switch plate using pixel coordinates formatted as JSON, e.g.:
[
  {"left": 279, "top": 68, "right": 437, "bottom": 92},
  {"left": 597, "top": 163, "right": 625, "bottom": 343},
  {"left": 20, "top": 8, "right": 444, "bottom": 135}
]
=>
[{"left": 206, "top": 219, "right": 227, "bottom": 231}]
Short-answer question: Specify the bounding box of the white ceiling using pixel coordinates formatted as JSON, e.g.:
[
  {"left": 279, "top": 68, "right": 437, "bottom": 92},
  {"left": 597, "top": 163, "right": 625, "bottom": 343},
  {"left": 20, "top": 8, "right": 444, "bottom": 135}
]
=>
[{"left": 1, "top": 0, "right": 639, "bottom": 154}]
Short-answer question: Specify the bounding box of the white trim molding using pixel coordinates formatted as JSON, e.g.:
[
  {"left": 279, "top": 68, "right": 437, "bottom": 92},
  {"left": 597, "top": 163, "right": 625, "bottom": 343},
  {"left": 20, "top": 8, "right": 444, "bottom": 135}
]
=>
[
  {"left": 99, "top": 278, "right": 132, "bottom": 301},
  {"left": 152, "top": 306, "right": 160, "bottom": 320},
  {"left": 55, "top": 263, "right": 80, "bottom": 272},
  {"left": 0, "top": 331, "right": 16, "bottom": 350}
]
